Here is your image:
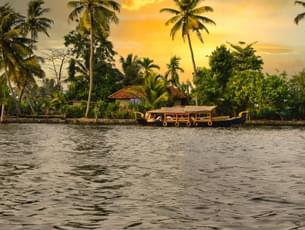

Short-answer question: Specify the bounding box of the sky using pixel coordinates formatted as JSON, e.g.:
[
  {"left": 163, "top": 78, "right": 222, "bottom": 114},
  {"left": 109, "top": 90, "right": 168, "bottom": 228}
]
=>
[{"left": 3, "top": 0, "right": 305, "bottom": 81}]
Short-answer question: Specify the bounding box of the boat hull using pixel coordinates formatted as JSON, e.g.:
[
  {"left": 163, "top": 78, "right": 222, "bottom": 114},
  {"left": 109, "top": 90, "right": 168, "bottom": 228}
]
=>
[{"left": 136, "top": 111, "right": 248, "bottom": 127}]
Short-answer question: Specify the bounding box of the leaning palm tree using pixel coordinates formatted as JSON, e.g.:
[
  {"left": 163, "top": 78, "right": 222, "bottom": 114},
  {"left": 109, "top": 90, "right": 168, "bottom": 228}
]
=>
[
  {"left": 139, "top": 57, "right": 160, "bottom": 78},
  {"left": 165, "top": 56, "right": 184, "bottom": 87},
  {"left": 67, "top": 0, "right": 120, "bottom": 118},
  {"left": 295, "top": 1, "right": 305, "bottom": 25},
  {"left": 160, "top": 0, "right": 215, "bottom": 77}
]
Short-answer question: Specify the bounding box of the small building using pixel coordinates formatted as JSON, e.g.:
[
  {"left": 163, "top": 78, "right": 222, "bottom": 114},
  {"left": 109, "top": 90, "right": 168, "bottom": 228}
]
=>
[{"left": 108, "top": 85, "right": 187, "bottom": 107}]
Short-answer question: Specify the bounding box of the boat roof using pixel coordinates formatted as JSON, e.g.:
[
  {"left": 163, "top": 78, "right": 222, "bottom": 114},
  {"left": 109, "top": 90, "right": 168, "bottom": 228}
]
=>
[{"left": 149, "top": 106, "right": 217, "bottom": 114}]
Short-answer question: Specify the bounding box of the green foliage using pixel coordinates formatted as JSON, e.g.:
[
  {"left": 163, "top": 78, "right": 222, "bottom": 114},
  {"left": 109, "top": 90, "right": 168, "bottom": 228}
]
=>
[
  {"left": 229, "top": 42, "right": 264, "bottom": 72},
  {"left": 120, "top": 54, "right": 143, "bottom": 85},
  {"left": 194, "top": 67, "right": 222, "bottom": 106},
  {"left": 160, "top": 0, "right": 216, "bottom": 43},
  {"left": 257, "top": 73, "right": 289, "bottom": 119},
  {"left": 23, "top": 0, "right": 53, "bottom": 41},
  {"left": 65, "top": 29, "right": 123, "bottom": 102},
  {"left": 143, "top": 74, "right": 170, "bottom": 110},
  {"left": 165, "top": 56, "right": 184, "bottom": 87},
  {"left": 139, "top": 57, "right": 160, "bottom": 78},
  {"left": 209, "top": 45, "right": 234, "bottom": 88},
  {"left": 160, "top": 0, "right": 216, "bottom": 75},
  {"left": 225, "top": 70, "right": 264, "bottom": 115},
  {"left": 64, "top": 103, "right": 86, "bottom": 118},
  {"left": 288, "top": 70, "right": 305, "bottom": 117}
]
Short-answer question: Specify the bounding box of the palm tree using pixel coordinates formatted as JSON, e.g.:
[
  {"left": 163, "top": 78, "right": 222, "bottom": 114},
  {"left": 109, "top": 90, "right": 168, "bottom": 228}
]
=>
[
  {"left": 139, "top": 57, "right": 160, "bottom": 78},
  {"left": 160, "top": 0, "right": 215, "bottom": 77},
  {"left": 165, "top": 56, "right": 184, "bottom": 87},
  {"left": 0, "top": 4, "right": 33, "bottom": 115},
  {"left": 67, "top": 0, "right": 120, "bottom": 118},
  {"left": 120, "top": 54, "right": 142, "bottom": 85},
  {"left": 0, "top": 76, "right": 8, "bottom": 122},
  {"left": 18, "top": 0, "right": 52, "bottom": 104},
  {"left": 295, "top": 1, "right": 305, "bottom": 25},
  {"left": 143, "top": 74, "right": 169, "bottom": 109},
  {"left": 24, "top": 0, "right": 53, "bottom": 47},
  {"left": 15, "top": 56, "right": 45, "bottom": 106}
]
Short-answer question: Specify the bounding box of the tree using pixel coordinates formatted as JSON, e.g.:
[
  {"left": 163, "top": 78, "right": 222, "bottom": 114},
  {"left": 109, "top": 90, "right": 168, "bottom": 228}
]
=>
[
  {"left": 257, "top": 73, "right": 289, "bottom": 119},
  {"left": 44, "top": 48, "right": 71, "bottom": 87},
  {"left": 142, "top": 74, "right": 169, "bottom": 109},
  {"left": 225, "top": 70, "right": 265, "bottom": 116},
  {"left": 67, "top": 0, "right": 120, "bottom": 118},
  {"left": 23, "top": 0, "right": 53, "bottom": 47},
  {"left": 228, "top": 42, "right": 263, "bottom": 72},
  {"left": 160, "top": 0, "right": 215, "bottom": 77},
  {"left": 0, "top": 4, "right": 34, "bottom": 115},
  {"left": 18, "top": 0, "right": 52, "bottom": 104},
  {"left": 193, "top": 67, "right": 221, "bottom": 106},
  {"left": 295, "top": 1, "right": 305, "bottom": 25},
  {"left": 209, "top": 45, "right": 234, "bottom": 89},
  {"left": 289, "top": 70, "right": 305, "bottom": 117},
  {"left": 65, "top": 30, "right": 123, "bottom": 102},
  {"left": 0, "top": 76, "right": 8, "bottom": 122},
  {"left": 120, "top": 54, "right": 143, "bottom": 85},
  {"left": 165, "top": 56, "right": 184, "bottom": 87},
  {"left": 139, "top": 57, "right": 160, "bottom": 78}
]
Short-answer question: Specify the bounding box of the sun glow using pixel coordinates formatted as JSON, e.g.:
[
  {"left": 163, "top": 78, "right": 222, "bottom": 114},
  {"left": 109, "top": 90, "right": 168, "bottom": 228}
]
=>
[{"left": 121, "top": 0, "right": 164, "bottom": 10}]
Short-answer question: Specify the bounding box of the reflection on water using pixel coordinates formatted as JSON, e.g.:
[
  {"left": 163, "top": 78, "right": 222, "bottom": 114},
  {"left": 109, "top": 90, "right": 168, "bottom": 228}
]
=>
[{"left": 1, "top": 124, "right": 305, "bottom": 229}]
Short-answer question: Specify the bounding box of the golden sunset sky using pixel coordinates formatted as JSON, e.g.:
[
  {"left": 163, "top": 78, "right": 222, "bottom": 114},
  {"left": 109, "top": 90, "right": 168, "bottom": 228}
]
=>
[{"left": 5, "top": 0, "right": 305, "bottom": 81}]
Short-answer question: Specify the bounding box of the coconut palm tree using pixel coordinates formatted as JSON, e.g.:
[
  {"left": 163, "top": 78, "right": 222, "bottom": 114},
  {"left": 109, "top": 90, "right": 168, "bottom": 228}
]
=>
[
  {"left": 160, "top": 0, "right": 215, "bottom": 77},
  {"left": 120, "top": 54, "right": 143, "bottom": 85},
  {"left": 139, "top": 57, "right": 160, "bottom": 78},
  {"left": 0, "top": 4, "right": 34, "bottom": 115},
  {"left": 18, "top": 0, "right": 52, "bottom": 104},
  {"left": 165, "top": 56, "right": 184, "bottom": 87},
  {"left": 24, "top": 0, "right": 53, "bottom": 46},
  {"left": 67, "top": 0, "right": 120, "bottom": 118},
  {"left": 143, "top": 74, "right": 169, "bottom": 109},
  {"left": 0, "top": 75, "right": 8, "bottom": 122},
  {"left": 295, "top": 1, "right": 305, "bottom": 25}
]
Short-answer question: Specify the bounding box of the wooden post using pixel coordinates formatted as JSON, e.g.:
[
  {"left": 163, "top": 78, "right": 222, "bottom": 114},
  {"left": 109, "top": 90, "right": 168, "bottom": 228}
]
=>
[{"left": 0, "top": 104, "right": 5, "bottom": 123}]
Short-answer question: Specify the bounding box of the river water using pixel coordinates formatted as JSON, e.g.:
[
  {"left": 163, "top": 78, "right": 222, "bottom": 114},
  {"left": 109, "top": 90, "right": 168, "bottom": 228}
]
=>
[{"left": 1, "top": 124, "right": 305, "bottom": 229}]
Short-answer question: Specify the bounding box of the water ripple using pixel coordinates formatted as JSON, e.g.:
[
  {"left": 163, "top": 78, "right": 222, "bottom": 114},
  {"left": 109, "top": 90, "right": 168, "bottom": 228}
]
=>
[{"left": 1, "top": 124, "right": 305, "bottom": 229}]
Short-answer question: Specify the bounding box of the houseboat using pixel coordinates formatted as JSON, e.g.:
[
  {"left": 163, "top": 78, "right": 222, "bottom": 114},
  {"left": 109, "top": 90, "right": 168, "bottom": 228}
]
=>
[{"left": 135, "top": 106, "right": 248, "bottom": 127}]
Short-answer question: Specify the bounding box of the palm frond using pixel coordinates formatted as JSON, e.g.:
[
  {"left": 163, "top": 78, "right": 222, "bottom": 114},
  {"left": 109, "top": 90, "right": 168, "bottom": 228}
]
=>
[{"left": 295, "top": 12, "right": 305, "bottom": 24}]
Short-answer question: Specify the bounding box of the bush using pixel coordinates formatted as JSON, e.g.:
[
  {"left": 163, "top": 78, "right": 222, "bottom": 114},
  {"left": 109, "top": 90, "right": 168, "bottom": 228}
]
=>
[{"left": 64, "top": 103, "right": 86, "bottom": 118}]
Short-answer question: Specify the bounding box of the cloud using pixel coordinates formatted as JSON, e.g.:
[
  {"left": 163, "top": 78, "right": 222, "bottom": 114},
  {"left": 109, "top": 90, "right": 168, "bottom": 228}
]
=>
[
  {"left": 255, "top": 43, "right": 294, "bottom": 54},
  {"left": 121, "top": 0, "right": 164, "bottom": 10}
]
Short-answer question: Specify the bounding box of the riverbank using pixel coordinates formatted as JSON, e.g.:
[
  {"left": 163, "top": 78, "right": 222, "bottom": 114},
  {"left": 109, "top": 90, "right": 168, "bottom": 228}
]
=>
[
  {"left": 1, "top": 117, "right": 137, "bottom": 125},
  {"left": 1, "top": 117, "right": 305, "bottom": 126}
]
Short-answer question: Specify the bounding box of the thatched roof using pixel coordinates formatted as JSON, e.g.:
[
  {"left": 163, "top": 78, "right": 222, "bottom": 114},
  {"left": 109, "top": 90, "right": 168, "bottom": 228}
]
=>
[{"left": 150, "top": 106, "right": 217, "bottom": 114}]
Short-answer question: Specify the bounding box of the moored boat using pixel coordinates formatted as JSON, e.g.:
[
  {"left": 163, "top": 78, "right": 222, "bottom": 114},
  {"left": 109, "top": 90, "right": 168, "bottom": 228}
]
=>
[{"left": 135, "top": 106, "right": 248, "bottom": 127}]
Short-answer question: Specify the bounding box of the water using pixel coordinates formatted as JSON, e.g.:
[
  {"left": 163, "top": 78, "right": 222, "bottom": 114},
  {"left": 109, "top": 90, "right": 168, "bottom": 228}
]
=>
[{"left": 1, "top": 124, "right": 305, "bottom": 229}]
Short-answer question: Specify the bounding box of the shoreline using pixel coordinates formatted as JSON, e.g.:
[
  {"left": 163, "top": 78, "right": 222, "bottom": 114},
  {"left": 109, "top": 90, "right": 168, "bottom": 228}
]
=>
[{"left": 1, "top": 117, "right": 305, "bottom": 126}]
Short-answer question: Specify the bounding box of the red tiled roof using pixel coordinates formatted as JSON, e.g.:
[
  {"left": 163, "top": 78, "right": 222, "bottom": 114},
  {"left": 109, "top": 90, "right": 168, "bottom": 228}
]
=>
[
  {"left": 108, "top": 86, "right": 187, "bottom": 100},
  {"left": 108, "top": 86, "right": 144, "bottom": 99}
]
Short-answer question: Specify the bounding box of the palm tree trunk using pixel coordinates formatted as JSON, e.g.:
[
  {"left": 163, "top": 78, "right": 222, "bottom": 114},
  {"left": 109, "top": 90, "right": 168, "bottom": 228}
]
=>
[
  {"left": 186, "top": 33, "right": 198, "bottom": 105},
  {"left": 1, "top": 52, "right": 21, "bottom": 116},
  {"left": 85, "top": 16, "right": 94, "bottom": 118},
  {"left": 186, "top": 32, "right": 197, "bottom": 77},
  {"left": 0, "top": 104, "right": 5, "bottom": 123},
  {"left": 18, "top": 81, "right": 27, "bottom": 108}
]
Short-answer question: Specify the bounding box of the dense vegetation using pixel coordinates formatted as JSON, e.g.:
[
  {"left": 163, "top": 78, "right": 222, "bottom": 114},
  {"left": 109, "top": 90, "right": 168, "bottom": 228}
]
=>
[{"left": 0, "top": 0, "right": 305, "bottom": 121}]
